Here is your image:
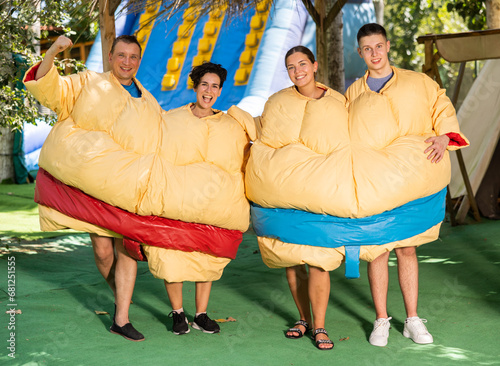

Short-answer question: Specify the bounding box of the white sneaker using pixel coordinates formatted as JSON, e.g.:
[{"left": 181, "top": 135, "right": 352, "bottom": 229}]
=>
[
  {"left": 369, "top": 317, "right": 392, "bottom": 347},
  {"left": 403, "top": 317, "right": 434, "bottom": 344}
]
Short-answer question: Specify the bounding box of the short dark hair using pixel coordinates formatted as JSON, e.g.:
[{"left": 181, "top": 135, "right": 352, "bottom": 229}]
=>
[
  {"left": 284, "top": 45, "right": 315, "bottom": 66},
  {"left": 189, "top": 62, "right": 227, "bottom": 88},
  {"left": 110, "top": 35, "right": 142, "bottom": 57},
  {"left": 357, "top": 23, "right": 387, "bottom": 44}
]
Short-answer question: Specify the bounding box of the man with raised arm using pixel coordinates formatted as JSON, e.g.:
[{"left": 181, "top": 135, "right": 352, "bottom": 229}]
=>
[{"left": 24, "top": 34, "right": 162, "bottom": 341}]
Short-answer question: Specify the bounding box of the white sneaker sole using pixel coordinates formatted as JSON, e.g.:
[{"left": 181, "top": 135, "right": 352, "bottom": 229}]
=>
[
  {"left": 369, "top": 337, "right": 388, "bottom": 347},
  {"left": 403, "top": 330, "right": 433, "bottom": 344},
  {"left": 173, "top": 325, "right": 190, "bottom": 335}
]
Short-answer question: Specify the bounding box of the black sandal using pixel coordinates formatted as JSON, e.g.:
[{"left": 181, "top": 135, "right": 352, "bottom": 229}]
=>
[
  {"left": 285, "top": 320, "right": 310, "bottom": 339},
  {"left": 312, "top": 328, "right": 334, "bottom": 350}
]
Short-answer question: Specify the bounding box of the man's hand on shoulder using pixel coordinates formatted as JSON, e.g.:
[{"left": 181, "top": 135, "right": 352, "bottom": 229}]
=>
[{"left": 424, "top": 135, "right": 450, "bottom": 163}]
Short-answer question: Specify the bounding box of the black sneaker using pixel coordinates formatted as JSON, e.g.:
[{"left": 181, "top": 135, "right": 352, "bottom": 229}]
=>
[
  {"left": 192, "top": 313, "right": 220, "bottom": 334},
  {"left": 168, "top": 311, "right": 190, "bottom": 335},
  {"left": 110, "top": 322, "right": 145, "bottom": 342}
]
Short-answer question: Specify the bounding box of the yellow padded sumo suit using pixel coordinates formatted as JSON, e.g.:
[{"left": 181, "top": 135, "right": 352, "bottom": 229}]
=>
[
  {"left": 143, "top": 104, "right": 253, "bottom": 282},
  {"left": 346, "top": 67, "right": 468, "bottom": 261},
  {"left": 24, "top": 64, "right": 254, "bottom": 282},
  {"left": 244, "top": 83, "right": 349, "bottom": 271},
  {"left": 243, "top": 69, "right": 468, "bottom": 272}
]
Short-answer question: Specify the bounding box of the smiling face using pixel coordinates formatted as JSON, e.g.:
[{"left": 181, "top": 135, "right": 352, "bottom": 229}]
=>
[
  {"left": 357, "top": 34, "right": 392, "bottom": 77},
  {"left": 108, "top": 41, "right": 141, "bottom": 85},
  {"left": 286, "top": 52, "right": 318, "bottom": 89},
  {"left": 193, "top": 72, "right": 222, "bottom": 111}
]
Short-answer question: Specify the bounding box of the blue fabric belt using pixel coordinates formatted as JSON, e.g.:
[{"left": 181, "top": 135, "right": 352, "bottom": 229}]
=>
[{"left": 251, "top": 188, "right": 447, "bottom": 278}]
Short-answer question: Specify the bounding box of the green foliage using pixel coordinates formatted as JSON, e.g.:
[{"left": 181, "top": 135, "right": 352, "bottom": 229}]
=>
[
  {"left": 384, "top": 0, "right": 474, "bottom": 91},
  {"left": 385, "top": 1, "right": 468, "bottom": 70},
  {"left": 446, "top": 0, "right": 487, "bottom": 30},
  {"left": 0, "top": 1, "right": 96, "bottom": 130}
]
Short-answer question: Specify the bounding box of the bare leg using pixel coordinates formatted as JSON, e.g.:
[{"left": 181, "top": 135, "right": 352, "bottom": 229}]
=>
[
  {"left": 164, "top": 281, "right": 183, "bottom": 310},
  {"left": 90, "top": 234, "right": 116, "bottom": 296},
  {"left": 195, "top": 282, "right": 212, "bottom": 313},
  {"left": 285, "top": 265, "right": 312, "bottom": 337},
  {"left": 308, "top": 266, "right": 332, "bottom": 349},
  {"left": 395, "top": 247, "right": 419, "bottom": 318},
  {"left": 367, "top": 251, "right": 390, "bottom": 319},
  {"left": 113, "top": 238, "right": 137, "bottom": 326}
]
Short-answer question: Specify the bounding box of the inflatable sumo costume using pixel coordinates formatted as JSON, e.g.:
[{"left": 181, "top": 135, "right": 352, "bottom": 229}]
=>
[
  {"left": 24, "top": 63, "right": 255, "bottom": 282},
  {"left": 235, "top": 69, "right": 468, "bottom": 278}
]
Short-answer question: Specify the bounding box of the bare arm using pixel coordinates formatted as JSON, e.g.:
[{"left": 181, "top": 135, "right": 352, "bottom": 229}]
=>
[{"left": 35, "top": 36, "right": 73, "bottom": 80}]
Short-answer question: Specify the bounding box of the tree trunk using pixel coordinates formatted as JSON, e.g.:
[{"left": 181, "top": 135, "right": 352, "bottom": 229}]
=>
[
  {"left": 486, "top": 0, "right": 500, "bottom": 29},
  {"left": 326, "top": 7, "right": 345, "bottom": 92},
  {"left": 0, "top": 128, "right": 14, "bottom": 183},
  {"left": 373, "top": 0, "right": 384, "bottom": 26},
  {"left": 315, "top": 0, "right": 328, "bottom": 85},
  {"left": 304, "top": 0, "right": 346, "bottom": 91},
  {"left": 32, "top": 0, "right": 40, "bottom": 55},
  {"left": 99, "top": 0, "right": 117, "bottom": 72}
]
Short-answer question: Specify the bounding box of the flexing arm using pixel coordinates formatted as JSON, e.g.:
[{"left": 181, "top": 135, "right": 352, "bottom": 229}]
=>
[{"left": 35, "top": 36, "right": 73, "bottom": 80}]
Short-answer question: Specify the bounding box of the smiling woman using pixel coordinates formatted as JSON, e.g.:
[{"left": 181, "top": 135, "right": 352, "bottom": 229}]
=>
[
  {"left": 242, "top": 45, "right": 346, "bottom": 350},
  {"left": 285, "top": 45, "right": 324, "bottom": 99},
  {"left": 139, "top": 61, "right": 255, "bottom": 336},
  {"left": 189, "top": 62, "right": 227, "bottom": 117}
]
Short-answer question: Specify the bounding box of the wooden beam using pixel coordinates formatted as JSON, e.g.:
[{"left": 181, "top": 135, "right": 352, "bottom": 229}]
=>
[
  {"left": 456, "top": 149, "right": 482, "bottom": 223},
  {"left": 451, "top": 62, "right": 466, "bottom": 106},
  {"left": 314, "top": 0, "right": 327, "bottom": 84},
  {"left": 422, "top": 40, "right": 434, "bottom": 78},
  {"left": 302, "top": 0, "right": 320, "bottom": 25},
  {"left": 446, "top": 187, "right": 457, "bottom": 226},
  {"left": 452, "top": 62, "right": 482, "bottom": 223},
  {"left": 109, "top": 0, "right": 122, "bottom": 15},
  {"left": 99, "top": 0, "right": 116, "bottom": 72},
  {"left": 324, "top": 0, "right": 348, "bottom": 29},
  {"left": 417, "top": 28, "right": 500, "bottom": 44},
  {"left": 79, "top": 44, "right": 86, "bottom": 63}
]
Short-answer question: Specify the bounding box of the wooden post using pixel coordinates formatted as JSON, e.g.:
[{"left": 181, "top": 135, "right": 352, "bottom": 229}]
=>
[
  {"left": 79, "top": 44, "right": 86, "bottom": 63},
  {"left": 451, "top": 62, "right": 481, "bottom": 223},
  {"left": 99, "top": 0, "right": 116, "bottom": 72},
  {"left": 0, "top": 127, "right": 15, "bottom": 183},
  {"left": 422, "top": 40, "right": 434, "bottom": 77},
  {"left": 446, "top": 188, "right": 457, "bottom": 226}
]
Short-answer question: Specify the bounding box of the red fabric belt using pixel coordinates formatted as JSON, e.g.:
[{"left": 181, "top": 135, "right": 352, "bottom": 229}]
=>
[{"left": 34, "top": 168, "right": 243, "bottom": 261}]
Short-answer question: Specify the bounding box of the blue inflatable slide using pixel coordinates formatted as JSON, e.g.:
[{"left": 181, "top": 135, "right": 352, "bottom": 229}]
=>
[{"left": 15, "top": 0, "right": 374, "bottom": 182}]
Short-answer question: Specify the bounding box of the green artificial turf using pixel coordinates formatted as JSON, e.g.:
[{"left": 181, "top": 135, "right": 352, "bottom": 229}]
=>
[
  {"left": 0, "top": 183, "right": 77, "bottom": 240},
  {"left": 0, "top": 183, "right": 499, "bottom": 365}
]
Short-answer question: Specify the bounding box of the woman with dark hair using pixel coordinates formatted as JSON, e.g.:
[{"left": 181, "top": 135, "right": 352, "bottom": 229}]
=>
[
  {"left": 141, "top": 62, "right": 255, "bottom": 335},
  {"left": 243, "top": 46, "right": 349, "bottom": 350}
]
